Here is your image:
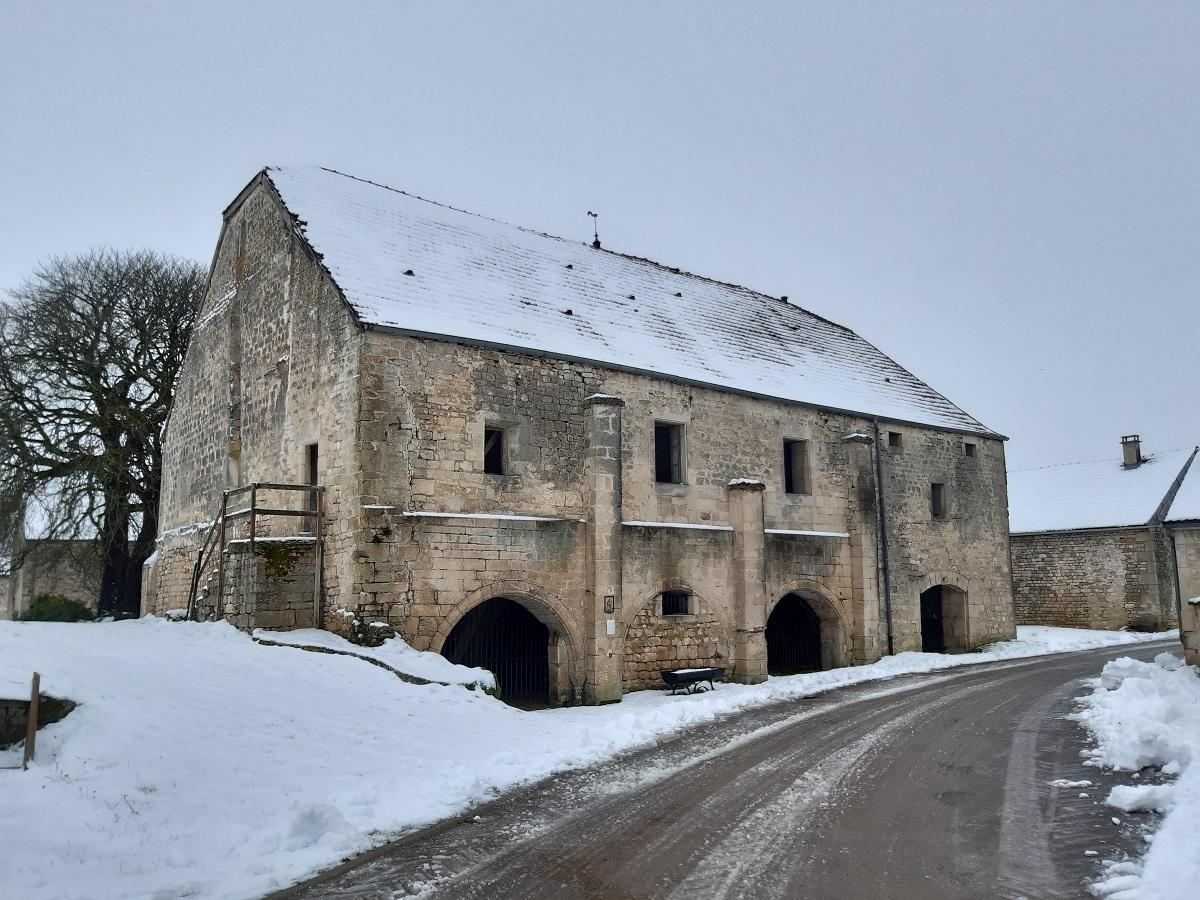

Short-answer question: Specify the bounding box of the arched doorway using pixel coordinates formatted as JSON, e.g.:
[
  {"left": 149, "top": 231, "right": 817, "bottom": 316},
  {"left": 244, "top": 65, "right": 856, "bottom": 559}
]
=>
[
  {"left": 766, "top": 594, "right": 823, "bottom": 675},
  {"left": 441, "top": 597, "right": 550, "bottom": 707},
  {"left": 920, "top": 585, "right": 969, "bottom": 653}
]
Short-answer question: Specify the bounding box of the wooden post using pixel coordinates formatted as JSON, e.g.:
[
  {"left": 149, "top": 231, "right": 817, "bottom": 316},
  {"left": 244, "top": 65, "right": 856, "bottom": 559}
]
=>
[
  {"left": 312, "top": 487, "right": 324, "bottom": 628},
  {"left": 215, "top": 490, "right": 228, "bottom": 621},
  {"left": 248, "top": 484, "right": 258, "bottom": 556},
  {"left": 22, "top": 672, "right": 40, "bottom": 770}
]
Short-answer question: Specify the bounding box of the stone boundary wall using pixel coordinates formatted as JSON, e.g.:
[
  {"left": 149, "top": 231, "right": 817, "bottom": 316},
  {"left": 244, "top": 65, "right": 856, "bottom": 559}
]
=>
[
  {"left": 1011, "top": 526, "right": 1176, "bottom": 630},
  {"left": 6, "top": 540, "right": 101, "bottom": 619}
]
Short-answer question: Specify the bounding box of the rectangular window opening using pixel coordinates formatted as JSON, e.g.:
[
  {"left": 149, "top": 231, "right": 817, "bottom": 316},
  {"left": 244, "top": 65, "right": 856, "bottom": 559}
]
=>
[
  {"left": 964, "top": 442, "right": 976, "bottom": 458},
  {"left": 661, "top": 591, "right": 690, "bottom": 616},
  {"left": 483, "top": 427, "right": 506, "bottom": 475},
  {"left": 305, "top": 443, "right": 318, "bottom": 512},
  {"left": 654, "top": 422, "right": 684, "bottom": 484},
  {"left": 888, "top": 431, "right": 903, "bottom": 450},
  {"left": 931, "top": 482, "right": 946, "bottom": 519},
  {"left": 784, "top": 439, "right": 811, "bottom": 495}
]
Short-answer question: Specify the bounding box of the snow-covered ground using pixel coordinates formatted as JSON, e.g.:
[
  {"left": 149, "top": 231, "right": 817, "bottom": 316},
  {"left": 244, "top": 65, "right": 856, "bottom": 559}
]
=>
[
  {"left": 1075, "top": 653, "right": 1200, "bottom": 898},
  {"left": 0, "top": 619, "right": 1175, "bottom": 900},
  {"left": 250, "top": 626, "right": 496, "bottom": 688}
]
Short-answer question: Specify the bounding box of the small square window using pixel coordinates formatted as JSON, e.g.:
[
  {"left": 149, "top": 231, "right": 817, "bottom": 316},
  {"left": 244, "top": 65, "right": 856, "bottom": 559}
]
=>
[
  {"left": 888, "top": 431, "right": 903, "bottom": 450},
  {"left": 661, "top": 591, "right": 690, "bottom": 616},
  {"left": 655, "top": 422, "right": 684, "bottom": 484},
  {"left": 931, "top": 482, "right": 946, "bottom": 519},
  {"left": 964, "top": 442, "right": 976, "bottom": 458},
  {"left": 783, "top": 439, "right": 811, "bottom": 495},
  {"left": 483, "top": 426, "right": 506, "bottom": 475}
]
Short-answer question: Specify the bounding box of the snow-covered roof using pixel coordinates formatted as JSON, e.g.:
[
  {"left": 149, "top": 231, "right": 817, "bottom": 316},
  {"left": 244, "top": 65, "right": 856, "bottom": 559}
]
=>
[
  {"left": 1007, "top": 447, "right": 1199, "bottom": 534},
  {"left": 262, "top": 167, "right": 998, "bottom": 436}
]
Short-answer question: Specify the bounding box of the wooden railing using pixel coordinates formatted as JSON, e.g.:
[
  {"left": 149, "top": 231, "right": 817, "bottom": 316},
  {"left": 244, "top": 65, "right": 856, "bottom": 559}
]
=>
[{"left": 186, "top": 482, "right": 324, "bottom": 624}]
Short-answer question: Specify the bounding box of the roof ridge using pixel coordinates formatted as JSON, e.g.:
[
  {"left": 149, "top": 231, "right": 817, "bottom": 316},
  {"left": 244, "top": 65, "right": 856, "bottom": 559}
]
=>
[
  {"left": 1009, "top": 445, "right": 1195, "bottom": 474},
  {"left": 288, "top": 166, "right": 854, "bottom": 335}
]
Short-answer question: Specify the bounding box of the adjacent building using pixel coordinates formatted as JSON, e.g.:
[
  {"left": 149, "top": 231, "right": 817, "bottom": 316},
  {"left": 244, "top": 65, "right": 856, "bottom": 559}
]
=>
[
  {"left": 144, "top": 166, "right": 1016, "bottom": 703},
  {"left": 1008, "top": 437, "right": 1199, "bottom": 647}
]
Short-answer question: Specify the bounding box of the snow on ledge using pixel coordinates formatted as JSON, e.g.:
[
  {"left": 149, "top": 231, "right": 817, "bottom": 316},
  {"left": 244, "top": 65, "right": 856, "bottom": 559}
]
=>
[
  {"left": 227, "top": 536, "right": 316, "bottom": 545},
  {"left": 400, "top": 510, "right": 581, "bottom": 523},
  {"left": 727, "top": 478, "right": 764, "bottom": 487},
  {"left": 252, "top": 628, "right": 494, "bottom": 688},
  {"left": 622, "top": 520, "right": 734, "bottom": 532},
  {"left": 764, "top": 528, "right": 851, "bottom": 539}
]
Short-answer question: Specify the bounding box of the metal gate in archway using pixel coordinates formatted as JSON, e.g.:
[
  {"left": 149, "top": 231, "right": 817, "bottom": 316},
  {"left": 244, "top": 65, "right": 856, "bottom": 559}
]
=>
[
  {"left": 766, "top": 594, "right": 823, "bottom": 675},
  {"left": 920, "top": 587, "right": 946, "bottom": 653},
  {"left": 441, "top": 597, "right": 550, "bottom": 707}
]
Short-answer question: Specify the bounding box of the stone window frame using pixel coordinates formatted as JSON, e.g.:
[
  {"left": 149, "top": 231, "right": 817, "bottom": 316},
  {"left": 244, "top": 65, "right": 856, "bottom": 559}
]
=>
[
  {"left": 931, "top": 482, "right": 948, "bottom": 520},
  {"left": 887, "top": 430, "right": 904, "bottom": 452},
  {"left": 782, "top": 437, "right": 812, "bottom": 496},
  {"left": 481, "top": 416, "right": 525, "bottom": 478},
  {"left": 659, "top": 589, "right": 693, "bottom": 617},
  {"left": 653, "top": 417, "right": 688, "bottom": 491},
  {"left": 963, "top": 441, "right": 977, "bottom": 458}
]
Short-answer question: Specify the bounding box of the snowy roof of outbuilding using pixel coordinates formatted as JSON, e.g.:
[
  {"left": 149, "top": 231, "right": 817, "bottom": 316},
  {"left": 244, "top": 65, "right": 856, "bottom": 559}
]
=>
[
  {"left": 1007, "top": 447, "right": 1199, "bottom": 534},
  {"left": 261, "top": 166, "right": 998, "bottom": 436}
]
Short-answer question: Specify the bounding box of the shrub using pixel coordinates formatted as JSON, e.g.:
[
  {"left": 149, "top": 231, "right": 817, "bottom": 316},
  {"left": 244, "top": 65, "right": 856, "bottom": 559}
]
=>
[{"left": 20, "top": 594, "right": 96, "bottom": 622}]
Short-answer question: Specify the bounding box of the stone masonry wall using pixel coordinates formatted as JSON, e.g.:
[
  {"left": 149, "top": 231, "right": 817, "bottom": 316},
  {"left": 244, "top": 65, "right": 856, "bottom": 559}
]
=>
[
  {"left": 220, "top": 539, "right": 317, "bottom": 631},
  {"left": 6, "top": 541, "right": 101, "bottom": 619},
  {"left": 345, "top": 330, "right": 1013, "bottom": 692},
  {"left": 1011, "top": 526, "right": 1177, "bottom": 630},
  {"left": 148, "top": 176, "right": 363, "bottom": 621},
  {"left": 876, "top": 427, "right": 1014, "bottom": 650},
  {"left": 1174, "top": 526, "right": 1200, "bottom": 664}
]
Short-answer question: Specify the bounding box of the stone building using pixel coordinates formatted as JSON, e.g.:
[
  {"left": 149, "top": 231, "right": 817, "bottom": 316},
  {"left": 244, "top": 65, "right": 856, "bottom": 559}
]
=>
[
  {"left": 1008, "top": 437, "right": 1199, "bottom": 642},
  {"left": 144, "top": 166, "right": 1015, "bottom": 703}
]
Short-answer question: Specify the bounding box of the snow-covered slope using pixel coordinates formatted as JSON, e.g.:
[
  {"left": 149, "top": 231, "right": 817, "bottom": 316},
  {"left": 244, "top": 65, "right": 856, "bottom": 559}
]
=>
[
  {"left": 264, "top": 166, "right": 996, "bottom": 436},
  {"left": 0, "top": 619, "right": 1173, "bottom": 899}
]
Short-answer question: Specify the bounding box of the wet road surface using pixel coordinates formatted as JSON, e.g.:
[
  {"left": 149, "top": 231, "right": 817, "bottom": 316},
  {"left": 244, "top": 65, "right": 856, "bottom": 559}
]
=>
[{"left": 274, "top": 641, "right": 1176, "bottom": 900}]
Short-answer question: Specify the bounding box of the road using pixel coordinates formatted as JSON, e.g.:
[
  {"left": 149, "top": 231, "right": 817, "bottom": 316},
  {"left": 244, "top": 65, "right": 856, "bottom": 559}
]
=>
[{"left": 275, "top": 640, "right": 1177, "bottom": 900}]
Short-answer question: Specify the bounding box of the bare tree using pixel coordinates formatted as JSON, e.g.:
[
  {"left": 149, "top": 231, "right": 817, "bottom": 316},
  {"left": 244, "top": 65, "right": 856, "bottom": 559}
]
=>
[{"left": 0, "top": 249, "right": 203, "bottom": 616}]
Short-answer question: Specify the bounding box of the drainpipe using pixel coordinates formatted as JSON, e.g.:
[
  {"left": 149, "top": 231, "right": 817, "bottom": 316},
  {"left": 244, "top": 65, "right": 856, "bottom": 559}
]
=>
[
  {"left": 1169, "top": 527, "right": 1183, "bottom": 628},
  {"left": 872, "top": 420, "right": 895, "bottom": 656}
]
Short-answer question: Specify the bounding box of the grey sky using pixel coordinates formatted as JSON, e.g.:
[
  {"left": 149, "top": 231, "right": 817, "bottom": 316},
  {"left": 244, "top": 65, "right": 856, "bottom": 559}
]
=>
[{"left": 2, "top": 1, "right": 1195, "bottom": 471}]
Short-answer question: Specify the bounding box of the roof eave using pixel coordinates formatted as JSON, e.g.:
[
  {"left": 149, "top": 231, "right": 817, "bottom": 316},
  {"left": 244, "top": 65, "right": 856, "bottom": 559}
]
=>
[
  {"left": 361, "top": 320, "right": 1007, "bottom": 440},
  {"left": 1011, "top": 522, "right": 1153, "bottom": 536}
]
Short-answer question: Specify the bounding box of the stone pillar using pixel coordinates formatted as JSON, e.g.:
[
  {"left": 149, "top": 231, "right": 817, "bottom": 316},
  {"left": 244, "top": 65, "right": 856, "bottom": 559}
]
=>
[
  {"left": 843, "top": 434, "right": 885, "bottom": 663},
  {"left": 728, "top": 479, "right": 767, "bottom": 684},
  {"left": 585, "top": 395, "right": 624, "bottom": 703}
]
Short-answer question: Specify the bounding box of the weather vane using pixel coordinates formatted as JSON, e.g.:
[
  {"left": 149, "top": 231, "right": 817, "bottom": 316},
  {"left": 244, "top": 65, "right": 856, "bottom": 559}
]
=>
[{"left": 587, "top": 210, "right": 600, "bottom": 249}]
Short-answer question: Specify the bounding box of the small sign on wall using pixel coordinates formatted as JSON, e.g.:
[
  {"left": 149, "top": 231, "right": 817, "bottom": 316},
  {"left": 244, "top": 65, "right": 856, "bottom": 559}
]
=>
[
  {"left": 604, "top": 595, "right": 616, "bottom": 614},
  {"left": 606, "top": 618, "right": 616, "bottom": 635}
]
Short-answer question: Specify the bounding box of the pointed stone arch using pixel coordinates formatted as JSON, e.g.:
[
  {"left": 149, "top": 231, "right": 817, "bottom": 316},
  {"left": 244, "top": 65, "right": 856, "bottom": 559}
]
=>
[
  {"left": 433, "top": 580, "right": 582, "bottom": 704},
  {"left": 767, "top": 583, "right": 850, "bottom": 672}
]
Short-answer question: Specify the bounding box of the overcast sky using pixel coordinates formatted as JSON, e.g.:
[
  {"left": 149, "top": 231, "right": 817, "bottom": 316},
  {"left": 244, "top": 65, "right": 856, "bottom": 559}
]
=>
[{"left": 1, "top": 1, "right": 1195, "bottom": 471}]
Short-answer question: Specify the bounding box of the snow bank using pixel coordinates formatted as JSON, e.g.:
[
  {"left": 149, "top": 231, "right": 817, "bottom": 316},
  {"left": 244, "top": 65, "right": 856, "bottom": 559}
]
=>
[
  {"left": 0, "top": 620, "right": 1175, "bottom": 899},
  {"left": 1075, "top": 654, "right": 1200, "bottom": 898},
  {"left": 251, "top": 627, "right": 496, "bottom": 688}
]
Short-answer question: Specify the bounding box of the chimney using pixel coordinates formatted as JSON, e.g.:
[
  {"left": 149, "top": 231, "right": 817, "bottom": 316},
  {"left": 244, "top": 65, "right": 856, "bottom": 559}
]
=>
[{"left": 1121, "top": 434, "right": 1144, "bottom": 468}]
